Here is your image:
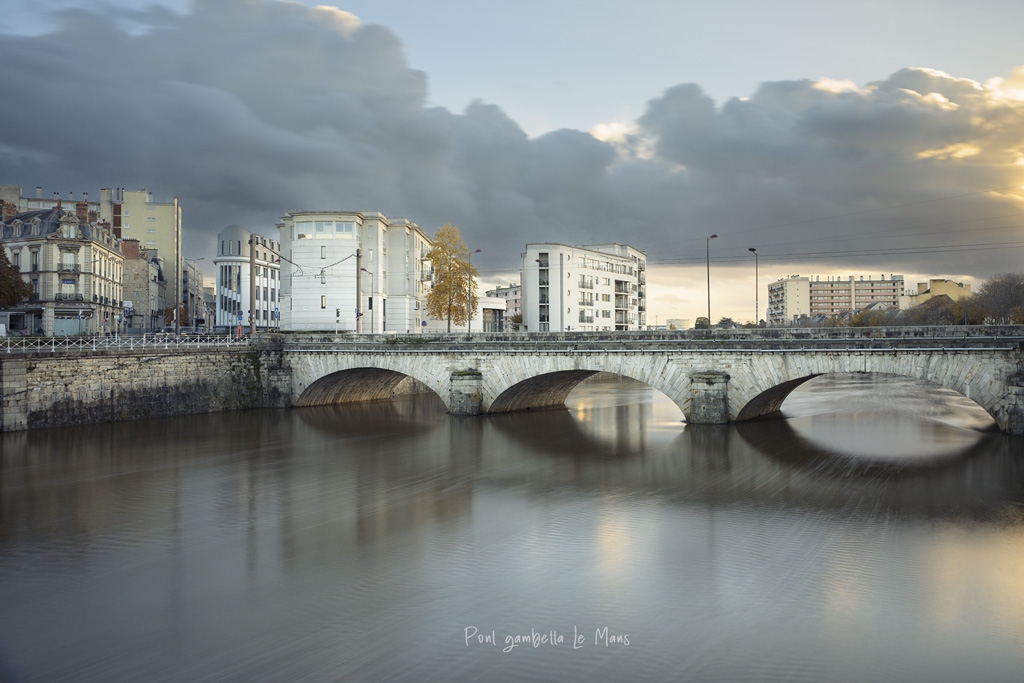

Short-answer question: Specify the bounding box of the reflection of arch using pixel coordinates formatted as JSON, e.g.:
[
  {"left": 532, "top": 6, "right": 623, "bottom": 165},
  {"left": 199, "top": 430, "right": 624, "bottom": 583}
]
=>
[
  {"left": 733, "top": 415, "right": 998, "bottom": 476},
  {"left": 295, "top": 395, "right": 446, "bottom": 437},
  {"left": 296, "top": 368, "right": 442, "bottom": 407}
]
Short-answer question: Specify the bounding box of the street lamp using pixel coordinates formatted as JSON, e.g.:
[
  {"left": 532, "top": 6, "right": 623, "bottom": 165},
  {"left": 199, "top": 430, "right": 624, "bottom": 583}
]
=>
[
  {"left": 467, "top": 249, "right": 481, "bottom": 334},
  {"left": 748, "top": 248, "right": 758, "bottom": 326},
  {"left": 706, "top": 234, "right": 717, "bottom": 328},
  {"left": 360, "top": 267, "right": 374, "bottom": 333}
]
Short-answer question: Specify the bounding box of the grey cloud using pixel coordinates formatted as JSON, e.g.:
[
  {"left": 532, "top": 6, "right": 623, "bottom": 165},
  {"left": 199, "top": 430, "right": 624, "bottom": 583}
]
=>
[{"left": 1, "top": 0, "right": 1022, "bottom": 281}]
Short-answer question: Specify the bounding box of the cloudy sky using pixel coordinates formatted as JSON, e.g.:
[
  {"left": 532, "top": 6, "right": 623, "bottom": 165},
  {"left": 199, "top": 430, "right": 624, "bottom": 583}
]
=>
[{"left": 2, "top": 0, "right": 1023, "bottom": 324}]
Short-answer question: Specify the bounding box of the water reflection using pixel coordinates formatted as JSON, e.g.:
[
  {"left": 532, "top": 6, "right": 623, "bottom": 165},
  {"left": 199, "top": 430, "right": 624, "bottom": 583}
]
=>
[{"left": 0, "top": 375, "right": 1022, "bottom": 682}]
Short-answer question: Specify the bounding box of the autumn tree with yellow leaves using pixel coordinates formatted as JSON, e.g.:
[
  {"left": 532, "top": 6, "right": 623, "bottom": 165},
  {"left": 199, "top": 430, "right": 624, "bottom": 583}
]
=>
[{"left": 425, "top": 224, "right": 478, "bottom": 332}]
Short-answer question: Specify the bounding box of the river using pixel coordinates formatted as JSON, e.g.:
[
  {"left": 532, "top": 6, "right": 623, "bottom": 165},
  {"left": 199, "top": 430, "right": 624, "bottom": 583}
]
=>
[{"left": 1, "top": 373, "right": 1023, "bottom": 682}]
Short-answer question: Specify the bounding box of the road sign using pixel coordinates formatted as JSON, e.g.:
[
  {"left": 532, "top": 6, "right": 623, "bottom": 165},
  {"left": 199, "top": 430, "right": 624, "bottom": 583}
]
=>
[{"left": 237, "top": 310, "right": 243, "bottom": 321}]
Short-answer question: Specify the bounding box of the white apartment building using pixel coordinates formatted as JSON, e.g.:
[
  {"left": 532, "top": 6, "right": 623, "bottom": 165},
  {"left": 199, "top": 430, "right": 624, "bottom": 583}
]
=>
[
  {"left": 768, "top": 274, "right": 905, "bottom": 325},
  {"left": 276, "top": 211, "right": 432, "bottom": 333},
  {"left": 213, "top": 224, "right": 281, "bottom": 330},
  {"left": 522, "top": 243, "right": 647, "bottom": 332}
]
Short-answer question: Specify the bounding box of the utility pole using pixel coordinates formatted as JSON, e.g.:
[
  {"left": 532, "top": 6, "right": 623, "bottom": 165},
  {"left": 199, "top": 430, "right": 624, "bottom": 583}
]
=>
[
  {"left": 249, "top": 235, "right": 256, "bottom": 335},
  {"left": 174, "top": 197, "right": 180, "bottom": 336},
  {"left": 355, "top": 248, "right": 362, "bottom": 334}
]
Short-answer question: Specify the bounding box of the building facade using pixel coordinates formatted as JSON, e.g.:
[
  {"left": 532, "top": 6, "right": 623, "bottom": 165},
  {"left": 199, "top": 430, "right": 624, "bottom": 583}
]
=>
[
  {"left": 276, "top": 211, "right": 432, "bottom": 333},
  {"left": 100, "top": 188, "right": 182, "bottom": 316},
  {"left": 522, "top": 243, "right": 647, "bottom": 332},
  {"left": 213, "top": 224, "right": 282, "bottom": 331},
  {"left": 120, "top": 240, "right": 167, "bottom": 332},
  {"left": 768, "top": 274, "right": 905, "bottom": 325},
  {"left": 902, "top": 278, "right": 972, "bottom": 308},
  {"left": 423, "top": 295, "right": 506, "bottom": 333},
  {"left": 486, "top": 283, "right": 521, "bottom": 329},
  {"left": 1, "top": 203, "right": 124, "bottom": 335}
]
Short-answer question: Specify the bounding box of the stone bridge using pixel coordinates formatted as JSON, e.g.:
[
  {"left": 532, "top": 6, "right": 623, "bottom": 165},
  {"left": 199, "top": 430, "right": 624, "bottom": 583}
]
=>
[{"left": 276, "top": 327, "right": 1024, "bottom": 435}]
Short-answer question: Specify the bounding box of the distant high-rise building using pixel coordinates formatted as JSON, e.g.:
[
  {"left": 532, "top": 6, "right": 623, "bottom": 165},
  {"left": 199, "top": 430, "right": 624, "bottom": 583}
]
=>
[
  {"left": 101, "top": 188, "right": 181, "bottom": 313},
  {"left": 768, "top": 274, "right": 905, "bottom": 325}
]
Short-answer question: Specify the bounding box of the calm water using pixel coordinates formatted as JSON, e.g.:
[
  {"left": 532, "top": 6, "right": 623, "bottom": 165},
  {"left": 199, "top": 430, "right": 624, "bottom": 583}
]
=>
[{"left": 1, "top": 374, "right": 1023, "bottom": 682}]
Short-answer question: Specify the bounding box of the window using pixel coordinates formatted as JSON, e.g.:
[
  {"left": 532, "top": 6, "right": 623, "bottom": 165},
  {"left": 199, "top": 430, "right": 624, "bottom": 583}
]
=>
[
  {"left": 320, "top": 295, "right": 326, "bottom": 309},
  {"left": 11, "top": 252, "right": 19, "bottom": 268},
  {"left": 321, "top": 246, "right": 326, "bottom": 259}
]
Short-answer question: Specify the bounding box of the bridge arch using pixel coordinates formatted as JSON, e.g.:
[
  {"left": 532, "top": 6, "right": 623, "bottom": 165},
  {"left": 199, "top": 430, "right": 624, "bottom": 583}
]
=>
[
  {"left": 287, "top": 353, "right": 451, "bottom": 410},
  {"left": 295, "top": 367, "right": 440, "bottom": 407},
  {"left": 728, "top": 352, "right": 1013, "bottom": 429},
  {"left": 481, "top": 356, "right": 688, "bottom": 416}
]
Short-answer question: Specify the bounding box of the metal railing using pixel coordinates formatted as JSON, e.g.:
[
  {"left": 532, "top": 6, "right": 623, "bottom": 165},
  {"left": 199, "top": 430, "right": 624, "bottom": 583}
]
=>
[{"left": 2, "top": 334, "right": 251, "bottom": 354}]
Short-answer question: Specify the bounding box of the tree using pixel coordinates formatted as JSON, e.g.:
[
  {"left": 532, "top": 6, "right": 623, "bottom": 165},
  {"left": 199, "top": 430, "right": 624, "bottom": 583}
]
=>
[
  {"left": 977, "top": 273, "right": 1024, "bottom": 324},
  {"left": 694, "top": 316, "right": 710, "bottom": 329},
  {"left": 507, "top": 312, "right": 523, "bottom": 331},
  {"left": 0, "top": 248, "right": 32, "bottom": 309},
  {"left": 425, "top": 224, "right": 478, "bottom": 332},
  {"left": 164, "top": 304, "right": 190, "bottom": 327},
  {"left": 716, "top": 317, "right": 737, "bottom": 329}
]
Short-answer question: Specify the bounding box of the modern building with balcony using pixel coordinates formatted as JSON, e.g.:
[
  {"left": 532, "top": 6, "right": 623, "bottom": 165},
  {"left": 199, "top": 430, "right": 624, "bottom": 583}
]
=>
[
  {"left": 1, "top": 200, "right": 124, "bottom": 335},
  {"left": 276, "top": 211, "right": 432, "bottom": 333},
  {"left": 522, "top": 243, "right": 646, "bottom": 332}
]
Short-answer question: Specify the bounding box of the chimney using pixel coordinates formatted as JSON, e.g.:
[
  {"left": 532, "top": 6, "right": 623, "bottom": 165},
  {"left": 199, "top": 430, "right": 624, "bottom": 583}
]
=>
[
  {"left": 2, "top": 201, "right": 16, "bottom": 222},
  {"left": 121, "top": 239, "right": 141, "bottom": 259},
  {"left": 88, "top": 210, "right": 98, "bottom": 223},
  {"left": 35, "top": 186, "right": 42, "bottom": 199},
  {"left": 76, "top": 201, "right": 89, "bottom": 222}
]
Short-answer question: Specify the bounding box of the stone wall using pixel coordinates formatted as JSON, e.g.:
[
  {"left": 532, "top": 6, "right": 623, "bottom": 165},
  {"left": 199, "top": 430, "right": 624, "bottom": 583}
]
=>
[{"left": 1, "top": 347, "right": 291, "bottom": 432}]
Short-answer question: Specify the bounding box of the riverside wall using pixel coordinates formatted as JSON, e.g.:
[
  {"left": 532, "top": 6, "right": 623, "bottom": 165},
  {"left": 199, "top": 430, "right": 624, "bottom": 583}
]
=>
[{"left": 1, "top": 347, "right": 291, "bottom": 432}]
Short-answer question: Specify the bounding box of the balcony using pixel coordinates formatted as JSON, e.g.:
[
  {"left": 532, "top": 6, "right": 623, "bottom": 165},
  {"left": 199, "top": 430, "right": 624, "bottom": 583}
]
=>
[
  {"left": 55, "top": 293, "right": 85, "bottom": 302},
  {"left": 539, "top": 279, "right": 549, "bottom": 287},
  {"left": 59, "top": 264, "right": 81, "bottom": 273}
]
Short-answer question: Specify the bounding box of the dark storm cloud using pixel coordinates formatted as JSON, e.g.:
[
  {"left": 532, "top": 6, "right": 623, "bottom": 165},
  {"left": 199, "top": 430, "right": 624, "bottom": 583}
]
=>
[{"left": 1, "top": 0, "right": 1023, "bottom": 279}]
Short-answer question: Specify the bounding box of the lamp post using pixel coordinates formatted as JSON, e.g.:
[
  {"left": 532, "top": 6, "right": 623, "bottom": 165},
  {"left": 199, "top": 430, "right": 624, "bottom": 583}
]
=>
[
  {"left": 748, "top": 248, "right": 758, "bottom": 326},
  {"left": 467, "top": 249, "right": 481, "bottom": 334},
  {"left": 706, "top": 234, "right": 717, "bottom": 327},
  {"left": 360, "top": 267, "right": 374, "bottom": 333}
]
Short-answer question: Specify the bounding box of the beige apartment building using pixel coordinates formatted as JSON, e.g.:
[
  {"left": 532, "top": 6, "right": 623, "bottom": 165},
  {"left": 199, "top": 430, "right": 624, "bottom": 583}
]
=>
[
  {"left": 902, "top": 279, "right": 972, "bottom": 308},
  {"left": 768, "top": 274, "right": 905, "bottom": 325},
  {"left": 100, "top": 188, "right": 182, "bottom": 315}
]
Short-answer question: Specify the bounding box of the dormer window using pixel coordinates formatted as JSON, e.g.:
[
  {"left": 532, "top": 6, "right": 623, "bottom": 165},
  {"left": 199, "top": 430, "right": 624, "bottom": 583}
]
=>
[{"left": 12, "top": 221, "right": 22, "bottom": 237}]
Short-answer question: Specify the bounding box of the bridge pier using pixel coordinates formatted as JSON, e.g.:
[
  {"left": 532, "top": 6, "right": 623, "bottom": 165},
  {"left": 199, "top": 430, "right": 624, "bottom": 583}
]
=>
[
  {"left": 450, "top": 370, "right": 484, "bottom": 415},
  {"left": 687, "top": 371, "right": 730, "bottom": 425},
  {"left": 1007, "top": 376, "right": 1024, "bottom": 436}
]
